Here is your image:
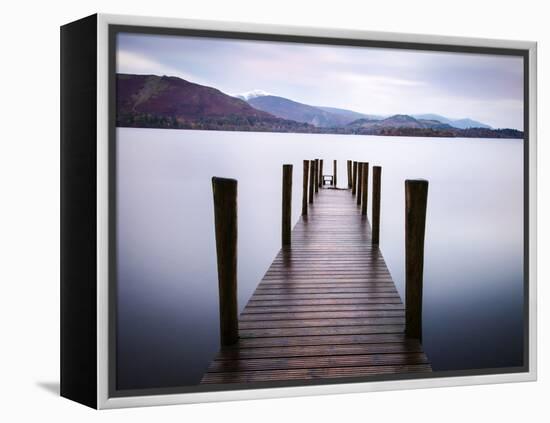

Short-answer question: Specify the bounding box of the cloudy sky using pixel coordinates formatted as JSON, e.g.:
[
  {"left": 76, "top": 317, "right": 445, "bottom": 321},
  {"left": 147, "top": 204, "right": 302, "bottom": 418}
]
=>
[{"left": 117, "top": 32, "right": 524, "bottom": 130}]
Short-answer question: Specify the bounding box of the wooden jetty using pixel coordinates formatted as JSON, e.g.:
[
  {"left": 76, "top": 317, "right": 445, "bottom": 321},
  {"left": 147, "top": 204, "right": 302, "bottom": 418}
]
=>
[{"left": 203, "top": 166, "right": 431, "bottom": 385}]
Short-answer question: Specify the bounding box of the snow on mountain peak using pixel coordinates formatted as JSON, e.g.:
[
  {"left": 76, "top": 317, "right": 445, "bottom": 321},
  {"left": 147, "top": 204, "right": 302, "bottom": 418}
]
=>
[{"left": 235, "top": 89, "right": 271, "bottom": 101}]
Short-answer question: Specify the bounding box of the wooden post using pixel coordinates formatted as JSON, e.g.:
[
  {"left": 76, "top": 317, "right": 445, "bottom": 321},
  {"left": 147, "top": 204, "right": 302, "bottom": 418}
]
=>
[
  {"left": 352, "top": 161, "right": 358, "bottom": 195},
  {"left": 347, "top": 160, "right": 352, "bottom": 189},
  {"left": 356, "top": 162, "right": 363, "bottom": 206},
  {"left": 333, "top": 160, "right": 337, "bottom": 187},
  {"left": 361, "top": 162, "right": 369, "bottom": 216},
  {"left": 319, "top": 159, "right": 324, "bottom": 187},
  {"left": 405, "top": 179, "right": 429, "bottom": 340},
  {"left": 211, "top": 177, "right": 239, "bottom": 346},
  {"left": 372, "top": 166, "right": 381, "bottom": 245},
  {"left": 302, "top": 160, "right": 309, "bottom": 215},
  {"left": 282, "top": 164, "right": 293, "bottom": 246},
  {"left": 309, "top": 160, "right": 315, "bottom": 203},
  {"left": 314, "top": 159, "right": 319, "bottom": 193}
]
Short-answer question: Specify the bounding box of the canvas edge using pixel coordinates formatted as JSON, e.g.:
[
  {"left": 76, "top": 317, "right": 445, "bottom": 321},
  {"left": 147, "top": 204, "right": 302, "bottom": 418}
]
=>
[
  {"left": 97, "top": 12, "right": 109, "bottom": 411},
  {"left": 527, "top": 42, "right": 537, "bottom": 383},
  {"left": 60, "top": 13, "right": 99, "bottom": 409},
  {"left": 95, "top": 13, "right": 538, "bottom": 409}
]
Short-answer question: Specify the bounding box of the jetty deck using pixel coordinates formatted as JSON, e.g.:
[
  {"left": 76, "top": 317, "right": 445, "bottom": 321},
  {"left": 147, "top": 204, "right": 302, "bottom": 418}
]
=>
[{"left": 201, "top": 186, "right": 431, "bottom": 385}]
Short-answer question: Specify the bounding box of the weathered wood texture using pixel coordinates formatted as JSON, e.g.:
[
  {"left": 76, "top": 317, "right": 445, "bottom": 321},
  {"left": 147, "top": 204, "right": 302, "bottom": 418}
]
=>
[
  {"left": 361, "top": 162, "right": 369, "bottom": 216},
  {"left": 309, "top": 160, "right": 315, "bottom": 204},
  {"left": 405, "top": 179, "right": 429, "bottom": 340},
  {"left": 282, "top": 165, "right": 293, "bottom": 246},
  {"left": 333, "top": 160, "right": 338, "bottom": 187},
  {"left": 347, "top": 160, "right": 352, "bottom": 188},
  {"left": 372, "top": 166, "right": 381, "bottom": 245},
  {"left": 315, "top": 159, "right": 319, "bottom": 193},
  {"left": 352, "top": 161, "right": 358, "bottom": 195},
  {"left": 202, "top": 187, "right": 431, "bottom": 384},
  {"left": 211, "top": 177, "right": 239, "bottom": 346},
  {"left": 319, "top": 160, "right": 324, "bottom": 188},
  {"left": 356, "top": 162, "right": 363, "bottom": 205},
  {"left": 302, "top": 160, "right": 309, "bottom": 216}
]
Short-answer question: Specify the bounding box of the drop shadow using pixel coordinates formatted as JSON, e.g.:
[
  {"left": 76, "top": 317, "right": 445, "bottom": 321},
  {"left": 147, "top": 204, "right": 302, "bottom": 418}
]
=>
[{"left": 36, "top": 381, "right": 60, "bottom": 396}]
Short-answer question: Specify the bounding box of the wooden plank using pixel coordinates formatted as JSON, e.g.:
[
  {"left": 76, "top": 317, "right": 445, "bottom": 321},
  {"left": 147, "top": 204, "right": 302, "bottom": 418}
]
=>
[
  {"left": 215, "top": 341, "right": 423, "bottom": 360},
  {"left": 256, "top": 284, "right": 396, "bottom": 290},
  {"left": 239, "top": 324, "right": 405, "bottom": 338},
  {"left": 250, "top": 293, "right": 400, "bottom": 301},
  {"left": 240, "top": 310, "right": 404, "bottom": 321},
  {"left": 235, "top": 333, "right": 410, "bottom": 348},
  {"left": 246, "top": 298, "right": 404, "bottom": 307},
  {"left": 201, "top": 364, "right": 432, "bottom": 384},
  {"left": 254, "top": 287, "right": 398, "bottom": 294},
  {"left": 239, "top": 317, "right": 405, "bottom": 329},
  {"left": 262, "top": 274, "right": 392, "bottom": 280},
  {"left": 261, "top": 278, "right": 395, "bottom": 283},
  {"left": 208, "top": 352, "right": 429, "bottom": 372},
  {"left": 242, "top": 304, "right": 405, "bottom": 314}
]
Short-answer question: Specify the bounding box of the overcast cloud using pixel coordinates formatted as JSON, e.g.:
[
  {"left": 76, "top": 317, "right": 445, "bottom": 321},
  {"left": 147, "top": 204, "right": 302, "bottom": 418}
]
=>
[{"left": 117, "top": 33, "right": 524, "bottom": 130}]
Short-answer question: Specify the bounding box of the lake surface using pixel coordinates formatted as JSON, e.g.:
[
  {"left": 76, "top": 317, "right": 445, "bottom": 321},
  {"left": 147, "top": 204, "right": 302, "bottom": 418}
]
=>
[{"left": 116, "top": 128, "right": 524, "bottom": 390}]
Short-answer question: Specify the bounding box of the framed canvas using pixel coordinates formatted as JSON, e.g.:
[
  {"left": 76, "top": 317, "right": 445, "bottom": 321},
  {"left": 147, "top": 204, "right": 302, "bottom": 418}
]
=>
[{"left": 60, "top": 13, "right": 537, "bottom": 409}]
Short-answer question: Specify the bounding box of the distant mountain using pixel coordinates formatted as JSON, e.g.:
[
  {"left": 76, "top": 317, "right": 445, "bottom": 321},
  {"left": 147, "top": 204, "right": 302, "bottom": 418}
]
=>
[
  {"left": 317, "top": 107, "right": 385, "bottom": 124},
  {"left": 117, "top": 74, "right": 271, "bottom": 120},
  {"left": 413, "top": 114, "right": 491, "bottom": 129},
  {"left": 245, "top": 95, "right": 388, "bottom": 127},
  {"left": 239, "top": 92, "right": 494, "bottom": 131},
  {"left": 116, "top": 74, "right": 314, "bottom": 132},
  {"left": 344, "top": 114, "right": 521, "bottom": 138},
  {"left": 116, "top": 74, "right": 521, "bottom": 138},
  {"left": 247, "top": 95, "right": 352, "bottom": 127},
  {"left": 348, "top": 114, "right": 454, "bottom": 130},
  {"left": 452, "top": 118, "right": 492, "bottom": 129}
]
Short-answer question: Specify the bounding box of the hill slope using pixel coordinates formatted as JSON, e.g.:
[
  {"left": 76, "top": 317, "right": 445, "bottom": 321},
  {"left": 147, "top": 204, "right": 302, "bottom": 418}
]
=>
[
  {"left": 413, "top": 114, "right": 491, "bottom": 129},
  {"left": 348, "top": 114, "right": 455, "bottom": 130},
  {"left": 346, "top": 115, "right": 520, "bottom": 138},
  {"left": 116, "top": 74, "right": 314, "bottom": 132},
  {"left": 247, "top": 95, "right": 349, "bottom": 127},
  {"left": 318, "top": 106, "right": 384, "bottom": 122}
]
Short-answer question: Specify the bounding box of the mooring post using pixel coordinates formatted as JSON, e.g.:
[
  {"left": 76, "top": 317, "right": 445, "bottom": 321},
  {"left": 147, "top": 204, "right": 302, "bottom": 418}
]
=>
[
  {"left": 319, "top": 159, "right": 324, "bottom": 187},
  {"left": 347, "top": 160, "right": 352, "bottom": 189},
  {"left": 356, "top": 162, "right": 363, "bottom": 206},
  {"left": 352, "top": 161, "right": 358, "bottom": 195},
  {"left": 361, "top": 162, "right": 369, "bottom": 216},
  {"left": 302, "top": 160, "right": 309, "bottom": 215},
  {"left": 405, "top": 179, "right": 429, "bottom": 340},
  {"left": 314, "top": 159, "right": 319, "bottom": 193},
  {"left": 309, "top": 160, "right": 315, "bottom": 203},
  {"left": 211, "top": 177, "right": 239, "bottom": 346},
  {"left": 282, "top": 164, "right": 293, "bottom": 246},
  {"left": 333, "top": 160, "right": 337, "bottom": 187},
  {"left": 372, "top": 166, "right": 382, "bottom": 245}
]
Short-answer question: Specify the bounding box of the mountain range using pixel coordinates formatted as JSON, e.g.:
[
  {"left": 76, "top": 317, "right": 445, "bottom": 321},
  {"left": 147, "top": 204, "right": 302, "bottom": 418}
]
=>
[
  {"left": 411, "top": 114, "right": 491, "bottom": 129},
  {"left": 242, "top": 94, "right": 491, "bottom": 129},
  {"left": 116, "top": 73, "right": 522, "bottom": 139},
  {"left": 247, "top": 95, "right": 353, "bottom": 128}
]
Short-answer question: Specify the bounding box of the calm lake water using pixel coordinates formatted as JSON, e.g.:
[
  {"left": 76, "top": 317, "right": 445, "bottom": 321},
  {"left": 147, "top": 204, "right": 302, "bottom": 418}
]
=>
[{"left": 116, "top": 128, "right": 524, "bottom": 390}]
